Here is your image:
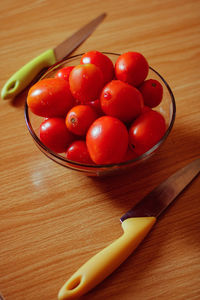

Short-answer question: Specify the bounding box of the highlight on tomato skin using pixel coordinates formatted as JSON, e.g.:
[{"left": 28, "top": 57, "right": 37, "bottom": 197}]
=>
[
  {"left": 81, "top": 50, "right": 115, "bottom": 84},
  {"left": 27, "top": 78, "right": 75, "bottom": 118},
  {"left": 129, "top": 110, "right": 166, "bottom": 156},
  {"left": 86, "top": 116, "right": 129, "bottom": 165},
  {"left": 55, "top": 66, "right": 75, "bottom": 82}
]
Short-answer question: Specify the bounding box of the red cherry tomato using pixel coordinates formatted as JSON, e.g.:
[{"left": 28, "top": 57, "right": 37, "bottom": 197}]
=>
[
  {"left": 138, "top": 79, "right": 163, "bottom": 108},
  {"left": 69, "top": 64, "right": 104, "bottom": 104},
  {"left": 27, "top": 78, "right": 75, "bottom": 117},
  {"left": 122, "top": 146, "right": 139, "bottom": 162},
  {"left": 142, "top": 105, "right": 152, "bottom": 114},
  {"left": 81, "top": 50, "right": 114, "bottom": 84},
  {"left": 115, "top": 52, "right": 149, "bottom": 86},
  {"left": 86, "top": 116, "right": 128, "bottom": 164},
  {"left": 66, "top": 140, "right": 93, "bottom": 164},
  {"left": 65, "top": 105, "right": 97, "bottom": 136},
  {"left": 88, "top": 99, "right": 103, "bottom": 116},
  {"left": 129, "top": 110, "right": 166, "bottom": 155},
  {"left": 55, "top": 66, "right": 74, "bottom": 81},
  {"left": 100, "top": 80, "right": 144, "bottom": 123},
  {"left": 40, "top": 118, "right": 74, "bottom": 153}
]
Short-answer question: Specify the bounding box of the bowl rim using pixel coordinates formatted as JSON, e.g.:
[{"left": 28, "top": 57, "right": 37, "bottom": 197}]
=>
[{"left": 24, "top": 52, "right": 176, "bottom": 170}]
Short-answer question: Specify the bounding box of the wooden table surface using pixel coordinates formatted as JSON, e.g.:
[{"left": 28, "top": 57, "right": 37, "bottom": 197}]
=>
[{"left": 0, "top": 1, "right": 200, "bottom": 299}]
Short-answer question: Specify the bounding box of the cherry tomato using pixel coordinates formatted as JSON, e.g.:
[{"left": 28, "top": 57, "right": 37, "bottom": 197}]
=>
[
  {"left": 27, "top": 78, "right": 75, "bottom": 118},
  {"left": 66, "top": 140, "right": 93, "bottom": 164},
  {"left": 65, "top": 105, "right": 97, "bottom": 136},
  {"left": 55, "top": 66, "right": 74, "bottom": 81},
  {"left": 122, "top": 146, "right": 138, "bottom": 162},
  {"left": 81, "top": 50, "right": 114, "bottom": 84},
  {"left": 40, "top": 118, "right": 74, "bottom": 153},
  {"left": 115, "top": 52, "right": 149, "bottom": 86},
  {"left": 138, "top": 79, "right": 163, "bottom": 108},
  {"left": 129, "top": 110, "right": 166, "bottom": 155},
  {"left": 142, "top": 105, "right": 152, "bottom": 114},
  {"left": 100, "top": 80, "right": 144, "bottom": 123},
  {"left": 86, "top": 116, "right": 128, "bottom": 164},
  {"left": 88, "top": 99, "right": 103, "bottom": 116},
  {"left": 69, "top": 64, "right": 104, "bottom": 104}
]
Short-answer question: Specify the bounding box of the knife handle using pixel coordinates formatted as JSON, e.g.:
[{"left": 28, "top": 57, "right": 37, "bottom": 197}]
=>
[
  {"left": 1, "top": 49, "right": 56, "bottom": 100},
  {"left": 58, "top": 217, "right": 156, "bottom": 300}
]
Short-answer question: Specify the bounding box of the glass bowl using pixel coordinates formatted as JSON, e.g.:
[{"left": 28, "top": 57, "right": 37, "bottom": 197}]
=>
[{"left": 24, "top": 52, "right": 176, "bottom": 176}]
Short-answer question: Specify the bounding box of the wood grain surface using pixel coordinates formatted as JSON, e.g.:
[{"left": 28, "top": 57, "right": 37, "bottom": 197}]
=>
[{"left": 0, "top": 0, "right": 200, "bottom": 299}]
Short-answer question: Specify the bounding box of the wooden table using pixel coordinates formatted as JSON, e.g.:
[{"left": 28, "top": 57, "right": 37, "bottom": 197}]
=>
[{"left": 1, "top": 1, "right": 200, "bottom": 299}]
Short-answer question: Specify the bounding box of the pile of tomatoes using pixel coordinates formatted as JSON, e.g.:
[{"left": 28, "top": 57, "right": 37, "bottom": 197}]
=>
[{"left": 27, "top": 50, "right": 166, "bottom": 165}]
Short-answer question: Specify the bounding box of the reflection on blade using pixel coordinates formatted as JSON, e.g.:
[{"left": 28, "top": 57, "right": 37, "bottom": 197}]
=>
[{"left": 120, "top": 158, "right": 200, "bottom": 222}]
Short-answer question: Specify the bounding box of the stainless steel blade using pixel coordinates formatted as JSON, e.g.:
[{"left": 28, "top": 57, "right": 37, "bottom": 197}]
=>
[
  {"left": 54, "top": 13, "right": 106, "bottom": 61},
  {"left": 120, "top": 158, "right": 200, "bottom": 222}
]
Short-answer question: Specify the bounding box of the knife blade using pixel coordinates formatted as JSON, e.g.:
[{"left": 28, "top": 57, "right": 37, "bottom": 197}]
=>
[
  {"left": 1, "top": 13, "right": 106, "bottom": 100},
  {"left": 58, "top": 158, "right": 200, "bottom": 300}
]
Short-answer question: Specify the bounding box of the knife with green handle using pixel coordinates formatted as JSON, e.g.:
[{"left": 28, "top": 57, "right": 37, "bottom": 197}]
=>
[
  {"left": 1, "top": 13, "right": 106, "bottom": 100},
  {"left": 58, "top": 158, "right": 200, "bottom": 300}
]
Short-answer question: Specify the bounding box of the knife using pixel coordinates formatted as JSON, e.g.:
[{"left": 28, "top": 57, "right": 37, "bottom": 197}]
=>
[
  {"left": 1, "top": 13, "right": 106, "bottom": 100},
  {"left": 58, "top": 158, "right": 200, "bottom": 300}
]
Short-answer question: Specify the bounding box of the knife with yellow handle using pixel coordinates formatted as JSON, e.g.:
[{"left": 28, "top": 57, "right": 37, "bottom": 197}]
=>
[
  {"left": 1, "top": 13, "right": 106, "bottom": 100},
  {"left": 58, "top": 158, "right": 200, "bottom": 300}
]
